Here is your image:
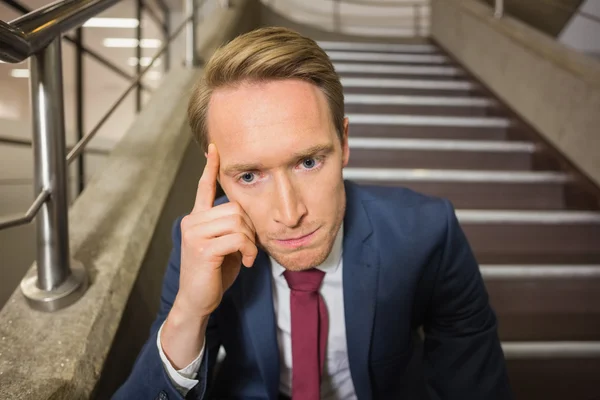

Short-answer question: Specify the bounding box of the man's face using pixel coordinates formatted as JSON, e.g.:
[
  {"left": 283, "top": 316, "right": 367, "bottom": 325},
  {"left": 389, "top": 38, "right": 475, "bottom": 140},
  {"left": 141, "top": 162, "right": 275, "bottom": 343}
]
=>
[{"left": 207, "top": 79, "right": 349, "bottom": 271}]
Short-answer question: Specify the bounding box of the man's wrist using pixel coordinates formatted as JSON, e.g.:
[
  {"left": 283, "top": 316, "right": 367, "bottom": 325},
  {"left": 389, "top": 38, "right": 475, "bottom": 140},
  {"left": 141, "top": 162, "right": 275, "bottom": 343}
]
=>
[
  {"left": 157, "top": 322, "right": 204, "bottom": 396},
  {"left": 161, "top": 301, "right": 210, "bottom": 370},
  {"left": 168, "top": 299, "right": 211, "bottom": 329}
]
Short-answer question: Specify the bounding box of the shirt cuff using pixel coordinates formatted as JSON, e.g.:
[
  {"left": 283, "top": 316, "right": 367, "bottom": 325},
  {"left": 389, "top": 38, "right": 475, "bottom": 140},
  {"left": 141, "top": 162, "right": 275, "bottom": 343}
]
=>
[{"left": 157, "top": 321, "right": 205, "bottom": 395}]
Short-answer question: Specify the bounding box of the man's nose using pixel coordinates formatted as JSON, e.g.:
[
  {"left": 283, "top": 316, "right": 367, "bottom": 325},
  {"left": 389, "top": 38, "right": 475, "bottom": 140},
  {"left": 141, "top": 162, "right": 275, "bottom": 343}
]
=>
[{"left": 272, "top": 175, "right": 307, "bottom": 228}]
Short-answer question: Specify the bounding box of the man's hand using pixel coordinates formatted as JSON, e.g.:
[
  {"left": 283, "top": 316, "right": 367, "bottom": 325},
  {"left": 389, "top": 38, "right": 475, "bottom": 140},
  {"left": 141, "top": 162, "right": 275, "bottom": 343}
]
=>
[
  {"left": 161, "top": 143, "right": 258, "bottom": 369},
  {"left": 176, "top": 143, "right": 258, "bottom": 317}
]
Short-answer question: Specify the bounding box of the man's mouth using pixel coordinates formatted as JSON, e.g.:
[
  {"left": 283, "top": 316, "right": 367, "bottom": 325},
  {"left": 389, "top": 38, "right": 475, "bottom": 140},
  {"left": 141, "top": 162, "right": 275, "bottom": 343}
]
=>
[{"left": 274, "top": 228, "right": 319, "bottom": 249}]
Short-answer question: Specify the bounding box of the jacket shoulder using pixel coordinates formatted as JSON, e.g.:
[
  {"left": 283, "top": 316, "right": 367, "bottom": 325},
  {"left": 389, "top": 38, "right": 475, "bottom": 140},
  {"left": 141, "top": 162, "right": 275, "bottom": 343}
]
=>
[
  {"left": 348, "top": 182, "right": 454, "bottom": 246},
  {"left": 350, "top": 181, "right": 449, "bottom": 212}
]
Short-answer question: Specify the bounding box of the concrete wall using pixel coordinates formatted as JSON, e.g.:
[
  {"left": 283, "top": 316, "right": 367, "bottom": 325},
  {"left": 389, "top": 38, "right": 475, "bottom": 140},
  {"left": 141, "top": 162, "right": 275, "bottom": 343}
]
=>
[
  {"left": 93, "top": 140, "right": 202, "bottom": 399},
  {"left": 0, "top": 1, "right": 260, "bottom": 398},
  {"left": 431, "top": 0, "right": 600, "bottom": 187},
  {"left": 559, "top": 0, "right": 600, "bottom": 56}
]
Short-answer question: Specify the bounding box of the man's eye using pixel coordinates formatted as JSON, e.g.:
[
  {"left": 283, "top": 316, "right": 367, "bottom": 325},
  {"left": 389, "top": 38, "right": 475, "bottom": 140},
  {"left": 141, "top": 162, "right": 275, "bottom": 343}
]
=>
[
  {"left": 302, "top": 158, "right": 317, "bottom": 169},
  {"left": 240, "top": 173, "right": 255, "bottom": 183}
]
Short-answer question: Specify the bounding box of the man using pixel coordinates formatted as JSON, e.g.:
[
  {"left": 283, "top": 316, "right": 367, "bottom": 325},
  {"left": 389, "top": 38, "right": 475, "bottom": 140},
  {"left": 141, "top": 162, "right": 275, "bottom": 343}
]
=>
[{"left": 115, "top": 27, "right": 512, "bottom": 400}]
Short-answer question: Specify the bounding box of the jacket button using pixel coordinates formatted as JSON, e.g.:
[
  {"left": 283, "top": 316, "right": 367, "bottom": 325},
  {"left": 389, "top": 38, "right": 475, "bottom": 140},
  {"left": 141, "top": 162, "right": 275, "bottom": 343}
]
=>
[{"left": 156, "top": 391, "right": 168, "bottom": 400}]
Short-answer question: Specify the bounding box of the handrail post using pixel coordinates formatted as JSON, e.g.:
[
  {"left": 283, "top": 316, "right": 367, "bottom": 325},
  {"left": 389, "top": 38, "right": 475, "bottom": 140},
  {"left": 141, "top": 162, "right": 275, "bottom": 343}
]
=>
[
  {"left": 494, "top": 0, "right": 504, "bottom": 19},
  {"left": 136, "top": 0, "right": 143, "bottom": 111},
  {"left": 413, "top": 4, "right": 421, "bottom": 37},
  {"left": 75, "top": 27, "right": 85, "bottom": 195},
  {"left": 184, "top": 0, "right": 199, "bottom": 67},
  {"left": 333, "top": 0, "right": 340, "bottom": 32},
  {"left": 163, "top": 8, "right": 171, "bottom": 72},
  {"left": 20, "top": 37, "right": 88, "bottom": 312}
]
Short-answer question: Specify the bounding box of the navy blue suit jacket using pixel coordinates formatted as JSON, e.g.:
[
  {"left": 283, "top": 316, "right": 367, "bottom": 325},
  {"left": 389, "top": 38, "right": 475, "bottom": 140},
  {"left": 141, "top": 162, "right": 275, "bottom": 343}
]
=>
[{"left": 114, "top": 181, "right": 512, "bottom": 400}]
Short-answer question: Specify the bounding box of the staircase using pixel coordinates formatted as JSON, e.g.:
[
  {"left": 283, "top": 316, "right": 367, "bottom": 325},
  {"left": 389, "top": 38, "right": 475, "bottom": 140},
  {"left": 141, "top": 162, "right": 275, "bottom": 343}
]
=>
[{"left": 320, "top": 39, "right": 600, "bottom": 400}]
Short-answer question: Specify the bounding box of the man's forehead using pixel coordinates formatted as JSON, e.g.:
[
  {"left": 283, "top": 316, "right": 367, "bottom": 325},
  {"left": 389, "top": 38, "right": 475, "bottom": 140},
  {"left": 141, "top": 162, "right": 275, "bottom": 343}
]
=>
[
  {"left": 207, "top": 80, "right": 329, "bottom": 126},
  {"left": 207, "top": 79, "right": 335, "bottom": 156}
]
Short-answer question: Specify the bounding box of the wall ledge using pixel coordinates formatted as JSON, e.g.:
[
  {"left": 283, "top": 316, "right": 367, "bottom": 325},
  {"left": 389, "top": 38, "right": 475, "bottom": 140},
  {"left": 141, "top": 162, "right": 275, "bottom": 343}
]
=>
[
  {"left": 431, "top": 0, "right": 600, "bottom": 187},
  {"left": 446, "top": 0, "right": 600, "bottom": 89}
]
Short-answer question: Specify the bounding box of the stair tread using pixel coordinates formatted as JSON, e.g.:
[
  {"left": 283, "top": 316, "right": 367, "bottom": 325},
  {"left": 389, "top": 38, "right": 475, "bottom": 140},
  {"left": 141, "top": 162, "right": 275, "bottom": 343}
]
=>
[
  {"left": 342, "top": 77, "right": 477, "bottom": 89},
  {"left": 348, "top": 137, "right": 533, "bottom": 151},
  {"left": 345, "top": 93, "right": 495, "bottom": 106},
  {"left": 344, "top": 168, "right": 569, "bottom": 182},
  {"left": 480, "top": 264, "right": 600, "bottom": 279},
  {"left": 327, "top": 50, "right": 450, "bottom": 63},
  {"left": 457, "top": 209, "right": 600, "bottom": 223},
  {"left": 335, "top": 63, "right": 463, "bottom": 75},
  {"left": 318, "top": 41, "right": 438, "bottom": 53},
  {"left": 347, "top": 113, "right": 510, "bottom": 126}
]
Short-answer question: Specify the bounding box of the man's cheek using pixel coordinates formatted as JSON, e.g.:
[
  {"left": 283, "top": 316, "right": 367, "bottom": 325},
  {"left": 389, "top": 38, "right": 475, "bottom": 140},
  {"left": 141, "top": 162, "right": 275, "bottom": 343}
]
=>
[{"left": 238, "top": 202, "right": 268, "bottom": 233}]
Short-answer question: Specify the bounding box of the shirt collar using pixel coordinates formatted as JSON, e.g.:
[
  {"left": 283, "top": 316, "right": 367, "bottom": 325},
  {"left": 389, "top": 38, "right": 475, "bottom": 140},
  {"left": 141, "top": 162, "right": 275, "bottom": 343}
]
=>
[{"left": 270, "top": 223, "right": 344, "bottom": 278}]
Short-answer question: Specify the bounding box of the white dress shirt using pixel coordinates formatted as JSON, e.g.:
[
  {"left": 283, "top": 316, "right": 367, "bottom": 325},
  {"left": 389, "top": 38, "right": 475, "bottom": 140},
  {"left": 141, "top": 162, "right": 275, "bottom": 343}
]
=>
[{"left": 158, "top": 223, "right": 357, "bottom": 399}]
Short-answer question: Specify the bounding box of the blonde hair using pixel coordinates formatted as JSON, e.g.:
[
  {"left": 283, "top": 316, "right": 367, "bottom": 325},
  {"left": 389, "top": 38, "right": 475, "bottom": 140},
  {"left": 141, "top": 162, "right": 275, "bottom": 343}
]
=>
[{"left": 187, "top": 27, "right": 344, "bottom": 151}]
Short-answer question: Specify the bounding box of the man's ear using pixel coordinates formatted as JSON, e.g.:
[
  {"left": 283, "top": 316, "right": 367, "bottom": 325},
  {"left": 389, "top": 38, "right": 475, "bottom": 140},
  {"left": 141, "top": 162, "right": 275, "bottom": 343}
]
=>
[{"left": 341, "top": 117, "right": 350, "bottom": 168}]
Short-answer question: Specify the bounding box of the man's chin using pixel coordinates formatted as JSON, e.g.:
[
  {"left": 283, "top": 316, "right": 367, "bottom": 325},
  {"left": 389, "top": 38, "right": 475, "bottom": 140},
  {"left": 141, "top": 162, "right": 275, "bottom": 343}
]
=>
[{"left": 268, "top": 246, "right": 330, "bottom": 271}]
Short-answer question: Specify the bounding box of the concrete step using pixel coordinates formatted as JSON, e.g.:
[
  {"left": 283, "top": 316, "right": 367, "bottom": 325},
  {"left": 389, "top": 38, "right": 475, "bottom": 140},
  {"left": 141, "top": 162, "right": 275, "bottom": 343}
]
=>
[
  {"left": 483, "top": 265, "right": 600, "bottom": 340},
  {"left": 347, "top": 114, "right": 511, "bottom": 140},
  {"left": 347, "top": 138, "right": 534, "bottom": 170},
  {"left": 504, "top": 343, "right": 600, "bottom": 400},
  {"left": 344, "top": 168, "right": 568, "bottom": 209},
  {"left": 344, "top": 94, "right": 498, "bottom": 116},
  {"left": 335, "top": 63, "right": 466, "bottom": 81},
  {"left": 327, "top": 50, "right": 451, "bottom": 65},
  {"left": 318, "top": 41, "right": 439, "bottom": 53},
  {"left": 457, "top": 210, "right": 600, "bottom": 264},
  {"left": 342, "top": 77, "right": 481, "bottom": 96}
]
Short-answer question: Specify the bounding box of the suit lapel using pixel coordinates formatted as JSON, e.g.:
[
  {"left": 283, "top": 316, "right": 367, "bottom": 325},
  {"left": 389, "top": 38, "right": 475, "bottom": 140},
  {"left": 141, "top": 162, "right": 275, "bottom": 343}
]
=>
[
  {"left": 342, "top": 181, "right": 378, "bottom": 400},
  {"left": 237, "top": 250, "right": 280, "bottom": 400}
]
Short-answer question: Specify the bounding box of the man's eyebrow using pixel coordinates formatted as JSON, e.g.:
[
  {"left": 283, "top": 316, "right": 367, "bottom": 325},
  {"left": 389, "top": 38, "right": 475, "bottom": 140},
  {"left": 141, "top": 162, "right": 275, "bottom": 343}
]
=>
[
  {"left": 289, "top": 143, "right": 335, "bottom": 161},
  {"left": 222, "top": 143, "right": 335, "bottom": 176},
  {"left": 223, "top": 162, "right": 266, "bottom": 176}
]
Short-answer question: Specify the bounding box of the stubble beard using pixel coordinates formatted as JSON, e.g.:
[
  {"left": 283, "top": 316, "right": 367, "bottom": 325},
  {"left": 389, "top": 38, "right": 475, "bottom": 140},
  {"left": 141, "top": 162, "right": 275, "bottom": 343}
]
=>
[{"left": 264, "top": 195, "right": 346, "bottom": 271}]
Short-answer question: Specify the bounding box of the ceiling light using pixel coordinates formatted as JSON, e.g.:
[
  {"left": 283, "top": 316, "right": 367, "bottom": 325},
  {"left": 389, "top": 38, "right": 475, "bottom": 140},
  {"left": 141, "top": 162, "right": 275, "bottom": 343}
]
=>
[
  {"left": 103, "top": 38, "right": 162, "bottom": 48},
  {"left": 11, "top": 69, "right": 29, "bottom": 78},
  {"left": 128, "top": 57, "right": 162, "bottom": 67},
  {"left": 83, "top": 18, "right": 139, "bottom": 28}
]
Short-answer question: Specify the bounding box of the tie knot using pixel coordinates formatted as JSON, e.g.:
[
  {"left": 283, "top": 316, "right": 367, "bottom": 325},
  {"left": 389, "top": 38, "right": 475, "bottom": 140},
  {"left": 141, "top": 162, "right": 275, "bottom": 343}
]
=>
[{"left": 283, "top": 269, "right": 325, "bottom": 292}]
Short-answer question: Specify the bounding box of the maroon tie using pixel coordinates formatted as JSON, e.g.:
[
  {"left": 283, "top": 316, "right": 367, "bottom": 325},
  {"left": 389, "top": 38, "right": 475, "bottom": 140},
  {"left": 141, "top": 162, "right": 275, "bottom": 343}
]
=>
[{"left": 283, "top": 269, "right": 328, "bottom": 400}]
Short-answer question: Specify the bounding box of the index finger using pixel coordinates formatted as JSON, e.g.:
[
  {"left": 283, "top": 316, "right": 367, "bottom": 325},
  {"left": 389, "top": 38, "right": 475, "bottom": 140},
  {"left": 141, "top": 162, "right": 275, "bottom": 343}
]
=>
[{"left": 192, "top": 143, "right": 220, "bottom": 213}]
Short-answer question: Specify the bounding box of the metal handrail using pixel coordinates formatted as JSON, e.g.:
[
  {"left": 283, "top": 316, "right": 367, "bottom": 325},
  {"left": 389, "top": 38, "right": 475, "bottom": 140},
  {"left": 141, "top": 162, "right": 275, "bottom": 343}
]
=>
[
  {"left": 66, "top": 14, "right": 194, "bottom": 164},
  {"left": 0, "top": 0, "right": 120, "bottom": 63},
  {"left": 0, "top": 134, "right": 110, "bottom": 156},
  {"left": 1, "top": 0, "right": 184, "bottom": 193},
  {"left": 2, "top": 0, "right": 152, "bottom": 91},
  {"left": 0, "top": 189, "right": 50, "bottom": 230},
  {"left": 0, "top": 0, "right": 204, "bottom": 312}
]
